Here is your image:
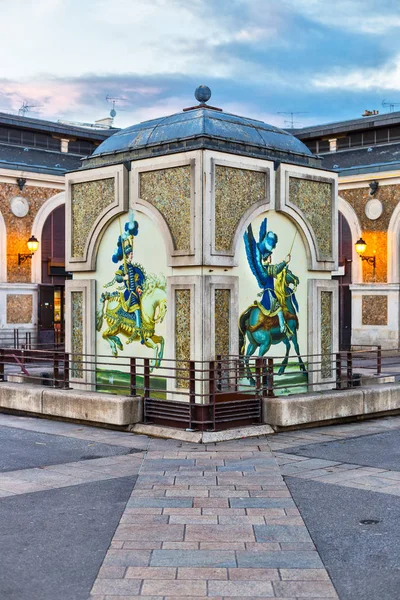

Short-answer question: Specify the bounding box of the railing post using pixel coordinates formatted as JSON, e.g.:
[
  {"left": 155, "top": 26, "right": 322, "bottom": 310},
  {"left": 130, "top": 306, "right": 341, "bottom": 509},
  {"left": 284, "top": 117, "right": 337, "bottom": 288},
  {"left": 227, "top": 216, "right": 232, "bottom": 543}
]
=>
[
  {"left": 143, "top": 358, "right": 150, "bottom": 424},
  {"left": 267, "top": 357, "right": 275, "bottom": 397},
  {"left": 63, "top": 352, "right": 70, "bottom": 389},
  {"left": 209, "top": 360, "right": 216, "bottom": 431},
  {"left": 336, "top": 353, "right": 342, "bottom": 390},
  {"left": 377, "top": 345, "right": 382, "bottom": 375},
  {"left": 0, "top": 349, "right": 4, "bottom": 382},
  {"left": 189, "top": 360, "right": 196, "bottom": 430},
  {"left": 144, "top": 358, "right": 150, "bottom": 401},
  {"left": 347, "top": 351, "right": 353, "bottom": 388},
  {"left": 216, "top": 355, "right": 222, "bottom": 392},
  {"left": 130, "top": 357, "right": 137, "bottom": 396},
  {"left": 53, "top": 352, "right": 59, "bottom": 387},
  {"left": 255, "top": 357, "right": 262, "bottom": 392}
]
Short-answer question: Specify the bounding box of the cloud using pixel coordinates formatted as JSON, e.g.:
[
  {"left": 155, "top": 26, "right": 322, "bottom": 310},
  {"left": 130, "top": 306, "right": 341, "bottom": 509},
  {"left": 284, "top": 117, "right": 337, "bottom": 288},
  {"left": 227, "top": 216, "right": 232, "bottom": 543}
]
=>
[
  {"left": 282, "top": 0, "right": 400, "bottom": 35},
  {"left": 312, "top": 55, "right": 400, "bottom": 91}
]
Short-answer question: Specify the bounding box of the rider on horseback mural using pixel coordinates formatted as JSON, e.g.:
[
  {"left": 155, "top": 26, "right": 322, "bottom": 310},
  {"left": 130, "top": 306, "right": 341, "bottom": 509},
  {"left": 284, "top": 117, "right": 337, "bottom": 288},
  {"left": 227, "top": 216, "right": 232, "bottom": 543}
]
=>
[
  {"left": 112, "top": 213, "right": 146, "bottom": 344},
  {"left": 115, "top": 246, "right": 146, "bottom": 344},
  {"left": 244, "top": 217, "right": 292, "bottom": 338}
]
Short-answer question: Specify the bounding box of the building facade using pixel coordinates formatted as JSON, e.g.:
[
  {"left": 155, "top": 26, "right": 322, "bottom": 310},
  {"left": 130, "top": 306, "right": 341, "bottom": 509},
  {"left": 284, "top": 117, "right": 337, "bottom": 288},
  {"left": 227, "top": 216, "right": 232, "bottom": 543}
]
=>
[
  {"left": 0, "top": 112, "right": 115, "bottom": 345},
  {"left": 293, "top": 111, "right": 400, "bottom": 350},
  {"left": 65, "top": 88, "right": 339, "bottom": 395}
]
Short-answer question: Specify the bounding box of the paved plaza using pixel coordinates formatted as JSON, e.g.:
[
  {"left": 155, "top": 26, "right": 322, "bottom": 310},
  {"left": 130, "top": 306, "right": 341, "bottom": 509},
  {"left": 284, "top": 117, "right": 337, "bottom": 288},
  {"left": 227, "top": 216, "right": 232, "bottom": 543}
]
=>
[{"left": 1, "top": 414, "right": 400, "bottom": 599}]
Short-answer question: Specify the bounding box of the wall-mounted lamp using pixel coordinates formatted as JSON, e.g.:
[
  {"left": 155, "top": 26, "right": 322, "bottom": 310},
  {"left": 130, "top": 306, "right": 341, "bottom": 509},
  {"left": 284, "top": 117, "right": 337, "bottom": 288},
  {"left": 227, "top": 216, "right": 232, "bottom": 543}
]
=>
[
  {"left": 355, "top": 237, "right": 376, "bottom": 268},
  {"left": 369, "top": 180, "right": 379, "bottom": 196},
  {"left": 16, "top": 177, "right": 26, "bottom": 191},
  {"left": 18, "top": 235, "right": 39, "bottom": 265}
]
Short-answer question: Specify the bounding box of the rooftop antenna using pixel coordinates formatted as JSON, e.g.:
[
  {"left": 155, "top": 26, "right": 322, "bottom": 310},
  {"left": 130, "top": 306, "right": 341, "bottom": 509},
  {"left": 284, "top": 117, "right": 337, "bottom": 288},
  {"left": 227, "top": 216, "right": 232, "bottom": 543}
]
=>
[
  {"left": 382, "top": 99, "right": 400, "bottom": 113},
  {"left": 278, "top": 111, "right": 308, "bottom": 128},
  {"left": 18, "top": 101, "right": 41, "bottom": 117},
  {"left": 106, "top": 95, "right": 120, "bottom": 121}
]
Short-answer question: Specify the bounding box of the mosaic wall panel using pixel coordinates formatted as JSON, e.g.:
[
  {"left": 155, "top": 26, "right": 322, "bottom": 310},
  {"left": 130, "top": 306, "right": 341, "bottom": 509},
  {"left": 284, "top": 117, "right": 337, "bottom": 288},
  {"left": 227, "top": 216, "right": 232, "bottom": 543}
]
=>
[
  {"left": 140, "top": 166, "right": 191, "bottom": 252},
  {"left": 0, "top": 183, "right": 60, "bottom": 283},
  {"left": 175, "top": 289, "right": 191, "bottom": 388},
  {"left": 214, "top": 166, "right": 266, "bottom": 252},
  {"left": 289, "top": 177, "right": 332, "bottom": 260},
  {"left": 341, "top": 186, "right": 400, "bottom": 283},
  {"left": 320, "top": 291, "right": 333, "bottom": 378},
  {"left": 6, "top": 294, "right": 32, "bottom": 324},
  {"left": 214, "top": 289, "right": 230, "bottom": 357},
  {"left": 71, "top": 178, "right": 114, "bottom": 258},
  {"left": 362, "top": 295, "right": 388, "bottom": 326},
  {"left": 71, "top": 291, "right": 83, "bottom": 378}
]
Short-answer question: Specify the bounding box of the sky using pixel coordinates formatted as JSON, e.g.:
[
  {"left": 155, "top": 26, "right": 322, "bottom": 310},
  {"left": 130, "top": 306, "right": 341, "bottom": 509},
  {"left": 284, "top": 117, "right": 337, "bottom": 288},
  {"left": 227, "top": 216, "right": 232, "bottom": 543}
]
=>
[{"left": 1, "top": 0, "right": 400, "bottom": 130}]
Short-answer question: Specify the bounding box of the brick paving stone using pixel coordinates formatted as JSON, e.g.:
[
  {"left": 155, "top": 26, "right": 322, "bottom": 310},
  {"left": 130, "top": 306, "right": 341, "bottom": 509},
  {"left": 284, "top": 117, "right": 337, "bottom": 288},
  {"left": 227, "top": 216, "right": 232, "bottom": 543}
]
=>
[
  {"left": 162, "top": 507, "right": 201, "bottom": 514},
  {"left": 127, "top": 498, "right": 192, "bottom": 508},
  {"left": 103, "top": 550, "right": 151, "bottom": 567},
  {"left": 125, "top": 566, "right": 176, "bottom": 579},
  {"left": 255, "top": 524, "right": 312, "bottom": 543},
  {"left": 162, "top": 542, "right": 200, "bottom": 549},
  {"left": 193, "top": 498, "right": 228, "bottom": 507},
  {"left": 272, "top": 580, "right": 338, "bottom": 597},
  {"left": 230, "top": 498, "right": 295, "bottom": 508},
  {"left": 119, "top": 515, "right": 168, "bottom": 524},
  {"left": 245, "top": 542, "right": 281, "bottom": 551},
  {"left": 279, "top": 569, "right": 330, "bottom": 580},
  {"left": 169, "top": 515, "right": 217, "bottom": 524},
  {"left": 208, "top": 579, "right": 274, "bottom": 596},
  {"left": 201, "top": 508, "right": 246, "bottom": 515},
  {"left": 91, "top": 579, "right": 141, "bottom": 595},
  {"left": 141, "top": 579, "right": 206, "bottom": 596},
  {"left": 97, "top": 566, "right": 126, "bottom": 579},
  {"left": 123, "top": 542, "right": 162, "bottom": 549},
  {"left": 177, "top": 567, "right": 227, "bottom": 579},
  {"left": 166, "top": 488, "right": 209, "bottom": 497},
  {"left": 228, "top": 567, "right": 280, "bottom": 580},
  {"left": 237, "top": 551, "right": 324, "bottom": 569},
  {"left": 199, "top": 542, "right": 246, "bottom": 550},
  {"left": 218, "top": 515, "right": 265, "bottom": 524},
  {"left": 113, "top": 524, "right": 184, "bottom": 541},
  {"left": 185, "top": 524, "right": 255, "bottom": 542},
  {"left": 150, "top": 549, "right": 237, "bottom": 567}
]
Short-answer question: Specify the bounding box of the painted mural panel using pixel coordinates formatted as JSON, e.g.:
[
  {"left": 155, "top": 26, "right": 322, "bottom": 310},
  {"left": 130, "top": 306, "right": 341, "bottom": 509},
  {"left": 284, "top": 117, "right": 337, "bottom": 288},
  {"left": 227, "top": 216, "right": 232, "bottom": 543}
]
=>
[
  {"left": 289, "top": 177, "right": 332, "bottom": 260},
  {"left": 71, "top": 178, "right": 114, "bottom": 258},
  {"left": 214, "top": 165, "right": 266, "bottom": 252},
  {"left": 214, "top": 289, "right": 230, "bottom": 357},
  {"left": 71, "top": 291, "right": 83, "bottom": 378},
  {"left": 175, "top": 289, "right": 191, "bottom": 388},
  {"left": 234, "top": 211, "right": 309, "bottom": 394},
  {"left": 95, "top": 209, "right": 171, "bottom": 394},
  {"left": 139, "top": 166, "right": 191, "bottom": 252},
  {"left": 321, "top": 291, "right": 333, "bottom": 378}
]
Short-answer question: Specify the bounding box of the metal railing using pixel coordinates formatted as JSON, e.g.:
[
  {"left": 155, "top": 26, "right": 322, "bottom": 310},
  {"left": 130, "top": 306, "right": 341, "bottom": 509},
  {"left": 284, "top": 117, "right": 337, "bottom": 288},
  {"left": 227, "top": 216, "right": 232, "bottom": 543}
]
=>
[
  {"left": 0, "top": 329, "right": 64, "bottom": 350},
  {"left": 0, "top": 344, "right": 396, "bottom": 431}
]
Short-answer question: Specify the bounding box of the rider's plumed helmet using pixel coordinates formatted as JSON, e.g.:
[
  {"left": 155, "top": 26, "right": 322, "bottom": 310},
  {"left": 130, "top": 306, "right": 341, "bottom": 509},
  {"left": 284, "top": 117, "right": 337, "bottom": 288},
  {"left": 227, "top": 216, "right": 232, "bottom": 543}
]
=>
[{"left": 258, "top": 230, "right": 277, "bottom": 260}]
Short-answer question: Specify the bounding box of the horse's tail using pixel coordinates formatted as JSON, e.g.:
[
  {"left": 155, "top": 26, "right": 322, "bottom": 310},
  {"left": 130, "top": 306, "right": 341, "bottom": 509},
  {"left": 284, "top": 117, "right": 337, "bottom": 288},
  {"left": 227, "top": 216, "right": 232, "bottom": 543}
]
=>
[
  {"left": 95, "top": 293, "right": 106, "bottom": 331},
  {"left": 239, "top": 307, "right": 251, "bottom": 355}
]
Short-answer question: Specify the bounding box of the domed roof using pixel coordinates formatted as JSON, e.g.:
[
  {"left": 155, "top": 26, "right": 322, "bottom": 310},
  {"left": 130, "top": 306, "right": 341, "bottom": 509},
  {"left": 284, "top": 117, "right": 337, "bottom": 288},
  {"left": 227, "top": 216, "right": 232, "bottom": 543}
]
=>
[{"left": 92, "top": 107, "right": 313, "bottom": 160}]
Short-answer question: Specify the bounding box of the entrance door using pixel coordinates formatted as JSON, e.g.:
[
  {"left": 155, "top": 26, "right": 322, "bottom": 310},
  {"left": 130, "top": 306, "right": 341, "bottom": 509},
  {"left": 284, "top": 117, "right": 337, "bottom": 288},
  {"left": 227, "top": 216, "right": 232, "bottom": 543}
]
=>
[
  {"left": 37, "top": 205, "right": 68, "bottom": 345},
  {"left": 38, "top": 285, "right": 55, "bottom": 345}
]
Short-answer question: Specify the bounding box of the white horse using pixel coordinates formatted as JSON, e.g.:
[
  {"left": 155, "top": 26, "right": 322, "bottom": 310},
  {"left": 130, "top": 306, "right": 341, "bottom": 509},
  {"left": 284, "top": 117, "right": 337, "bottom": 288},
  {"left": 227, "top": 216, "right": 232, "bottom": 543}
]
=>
[{"left": 96, "top": 273, "right": 167, "bottom": 368}]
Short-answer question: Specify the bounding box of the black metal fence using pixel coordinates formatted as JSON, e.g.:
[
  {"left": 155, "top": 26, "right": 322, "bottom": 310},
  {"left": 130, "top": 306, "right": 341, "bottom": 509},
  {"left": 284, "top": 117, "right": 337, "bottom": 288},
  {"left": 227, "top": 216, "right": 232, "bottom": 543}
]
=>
[{"left": 0, "top": 344, "right": 395, "bottom": 431}]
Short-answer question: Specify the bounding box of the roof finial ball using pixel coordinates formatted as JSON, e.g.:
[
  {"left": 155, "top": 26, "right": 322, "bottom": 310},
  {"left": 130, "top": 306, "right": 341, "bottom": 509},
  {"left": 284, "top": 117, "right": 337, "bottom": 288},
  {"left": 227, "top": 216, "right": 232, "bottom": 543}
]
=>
[{"left": 195, "top": 85, "right": 211, "bottom": 104}]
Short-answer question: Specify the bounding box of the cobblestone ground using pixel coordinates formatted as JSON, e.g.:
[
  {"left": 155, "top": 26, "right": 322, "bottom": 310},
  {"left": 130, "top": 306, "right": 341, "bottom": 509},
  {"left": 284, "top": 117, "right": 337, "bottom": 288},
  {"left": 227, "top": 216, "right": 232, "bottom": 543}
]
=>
[{"left": 2, "top": 413, "right": 400, "bottom": 599}]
